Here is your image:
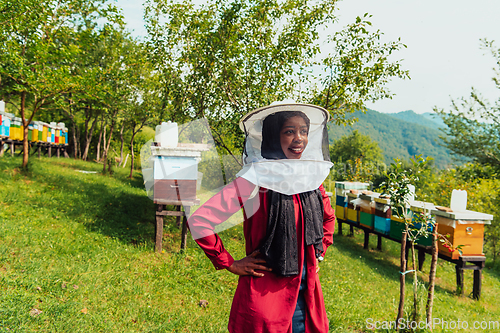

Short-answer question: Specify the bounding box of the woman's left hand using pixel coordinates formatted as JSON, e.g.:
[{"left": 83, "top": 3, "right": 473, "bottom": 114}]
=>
[{"left": 316, "top": 258, "right": 320, "bottom": 273}]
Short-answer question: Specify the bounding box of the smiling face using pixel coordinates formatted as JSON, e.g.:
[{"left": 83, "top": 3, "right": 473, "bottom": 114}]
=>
[{"left": 280, "top": 116, "right": 309, "bottom": 159}]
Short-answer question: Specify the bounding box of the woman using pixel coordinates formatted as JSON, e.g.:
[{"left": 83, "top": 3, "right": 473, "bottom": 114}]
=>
[{"left": 188, "top": 103, "right": 335, "bottom": 333}]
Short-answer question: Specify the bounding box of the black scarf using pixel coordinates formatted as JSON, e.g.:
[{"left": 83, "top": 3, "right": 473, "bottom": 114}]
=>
[{"left": 259, "top": 188, "right": 324, "bottom": 277}]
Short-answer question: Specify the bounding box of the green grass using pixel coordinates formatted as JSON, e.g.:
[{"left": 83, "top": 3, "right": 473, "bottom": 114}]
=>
[{"left": 1, "top": 155, "right": 500, "bottom": 332}]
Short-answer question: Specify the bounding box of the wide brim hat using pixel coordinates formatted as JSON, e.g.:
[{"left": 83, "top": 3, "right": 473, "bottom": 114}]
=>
[{"left": 239, "top": 103, "right": 330, "bottom": 163}]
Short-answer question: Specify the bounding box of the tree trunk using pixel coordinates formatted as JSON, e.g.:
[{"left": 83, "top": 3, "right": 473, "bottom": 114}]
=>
[
  {"left": 71, "top": 120, "right": 78, "bottom": 158},
  {"left": 96, "top": 118, "right": 104, "bottom": 161},
  {"left": 20, "top": 92, "right": 30, "bottom": 168},
  {"left": 411, "top": 241, "right": 419, "bottom": 323},
  {"left": 396, "top": 227, "right": 408, "bottom": 331},
  {"left": 129, "top": 131, "right": 136, "bottom": 179},
  {"left": 102, "top": 124, "right": 107, "bottom": 158},
  {"left": 22, "top": 123, "right": 29, "bottom": 167},
  {"left": 76, "top": 124, "right": 81, "bottom": 159},
  {"left": 118, "top": 124, "right": 124, "bottom": 167},
  {"left": 102, "top": 112, "right": 117, "bottom": 174},
  {"left": 82, "top": 110, "right": 98, "bottom": 161},
  {"left": 426, "top": 223, "right": 439, "bottom": 329}
]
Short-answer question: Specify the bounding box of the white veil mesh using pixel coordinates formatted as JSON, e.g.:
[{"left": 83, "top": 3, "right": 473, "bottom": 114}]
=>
[{"left": 236, "top": 103, "right": 333, "bottom": 195}]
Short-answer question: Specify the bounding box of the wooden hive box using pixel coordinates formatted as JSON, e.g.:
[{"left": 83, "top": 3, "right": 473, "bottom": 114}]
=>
[
  {"left": 151, "top": 144, "right": 210, "bottom": 203},
  {"left": 359, "top": 193, "right": 378, "bottom": 229},
  {"left": 431, "top": 209, "right": 493, "bottom": 260},
  {"left": 410, "top": 201, "right": 436, "bottom": 247},
  {"left": 346, "top": 192, "right": 360, "bottom": 224},
  {"left": 389, "top": 215, "right": 405, "bottom": 241},
  {"left": 374, "top": 197, "right": 391, "bottom": 234},
  {"left": 334, "top": 182, "right": 369, "bottom": 222}
]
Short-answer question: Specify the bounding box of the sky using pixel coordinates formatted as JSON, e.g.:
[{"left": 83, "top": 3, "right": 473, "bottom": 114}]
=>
[{"left": 115, "top": 0, "right": 500, "bottom": 115}]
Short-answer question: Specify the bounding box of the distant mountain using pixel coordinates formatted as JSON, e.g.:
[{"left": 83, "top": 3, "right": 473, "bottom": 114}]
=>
[
  {"left": 421, "top": 112, "right": 447, "bottom": 129},
  {"left": 327, "top": 109, "right": 454, "bottom": 169},
  {"left": 386, "top": 110, "right": 442, "bottom": 130}
]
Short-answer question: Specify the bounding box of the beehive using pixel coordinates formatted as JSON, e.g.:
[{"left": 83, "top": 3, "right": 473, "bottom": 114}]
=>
[
  {"left": 334, "top": 182, "right": 369, "bottom": 221},
  {"left": 0, "top": 113, "right": 4, "bottom": 137},
  {"left": 41, "top": 123, "right": 48, "bottom": 142},
  {"left": 432, "top": 209, "right": 493, "bottom": 259},
  {"left": 28, "top": 123, "right": 34, "bottom": 141},
  {"left": 31, "top": 122, "right": 39, "bottom": 142},
  {"left": 2, "top": 113, "right": 12, "bottom": 137},
  {"left": 346, "top": 192, "right": 360, "bottom": 224},
  {"left": 389, "top": 215, "right": 405, "bottom": 240},
  {"left": 335, "top": 191, "right": 347, "bottom": 221},
  {"left": 358, "top": 193, "right": 377, "bottom": 229},
  {"left": 151, "top": 144, "right": 209, "bottom": 202},
  {"left": 410, "top": 201, "right": 436, "bottom": 247},
  {"left": 374, "top": 197, "right": 391, "bottom": 235}
]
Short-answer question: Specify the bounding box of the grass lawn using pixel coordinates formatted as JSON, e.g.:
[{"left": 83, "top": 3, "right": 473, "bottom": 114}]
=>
[{"left": 1, "top": 156, "right": 499, "bottom": 332}]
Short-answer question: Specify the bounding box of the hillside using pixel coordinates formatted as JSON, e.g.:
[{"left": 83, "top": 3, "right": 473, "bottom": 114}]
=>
[
  {"left": 328, "top": 109, "right": 453, "bottom": 168},
  {"left": 386, "top": 110, "right": 442, "bottom": 130},
  {"left": 422, "top": 111, "right": 447, "bottom": 128}
]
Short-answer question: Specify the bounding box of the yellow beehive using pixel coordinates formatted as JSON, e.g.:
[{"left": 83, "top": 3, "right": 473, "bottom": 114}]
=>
[
  {"left": 42, "top": 123, "right": 48, "bottom": 142},
  {"left": 346, "top": 192, "right": 360, "bottom": 223},
  {"left": 335, "top": 205, "right": 345, "bottom": 220},
  {"left": 31, "top": 122, "right": 38, "bottom": 142}
]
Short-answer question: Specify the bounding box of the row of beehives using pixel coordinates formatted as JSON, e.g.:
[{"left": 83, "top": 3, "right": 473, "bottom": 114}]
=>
[
  {"left": 334, "top": 181, "right": 494, "bottom": 260},
  {"left": 0, "top": 111, "right": 68, "bottom": 145}
]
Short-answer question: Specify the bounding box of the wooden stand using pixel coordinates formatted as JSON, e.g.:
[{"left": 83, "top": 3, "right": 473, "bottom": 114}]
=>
[
  {"left": 0, "top": 139, "right": 69, "bottom": 158},
  {"left": 337, "top": 217, "right": 485, "bottom": 300},
  {"left": 0, "top": 136, "right": 6, "bottom": 157},
  {"left": 455, "top": 256, "right": 485, "bottom": 300},
  {"left": 154, "top": 199, "right": 199, "bottom": 253}
]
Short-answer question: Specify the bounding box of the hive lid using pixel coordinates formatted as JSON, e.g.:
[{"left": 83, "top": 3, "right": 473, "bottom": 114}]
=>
[
  {"left": 410, "top": 200, "right": 435, "bottom": 212},
  {"left": 151, "top": 143, "right": 211, "bottom": 157},
  {"left": 431, "top": 209, "right": 493, "bottom": 221},
  {"left": 359, "top": 192, "right": 380, "bottom": 201},
  {"left": 334, "top": 181, "right": 370, "bottom": 190},
  {"left": 374, "top": 197, "right": 391, "bottom": 205}
]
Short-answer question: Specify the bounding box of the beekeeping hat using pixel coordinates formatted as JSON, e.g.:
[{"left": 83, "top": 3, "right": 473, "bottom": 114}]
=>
[{"left": 236, "top": 102, "right": 333, "bottom": 195}]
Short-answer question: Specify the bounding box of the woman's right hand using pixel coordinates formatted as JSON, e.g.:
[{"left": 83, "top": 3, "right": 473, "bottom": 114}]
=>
[{"left": 226, "top": 250, "right": 272, "bottom": 277}]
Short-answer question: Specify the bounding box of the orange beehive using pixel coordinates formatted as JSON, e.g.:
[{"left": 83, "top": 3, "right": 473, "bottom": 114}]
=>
[{"left": 432, "top": 209, "right": 493, "bottom": 260}]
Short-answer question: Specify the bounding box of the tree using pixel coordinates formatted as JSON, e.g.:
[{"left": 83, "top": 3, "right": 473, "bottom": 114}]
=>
[
  {"left": 330, "top": 130, "right": 383, "bottom": 164},
  {"left": 380, "top": 156, "right": 431, "bottom": 329},
  {"left": 435, "top": 39, "right": 500, "bottom": 170},
  {"left": 145, "top": 0, "right": 408, "bottom": 160},
  {"left": 329, "top": 130, "right": 384, "bottom": 182},
  {"left": 120, "top": 42, "right": 161, "bottom": 178},
  {"left": 145, "top": 0, "right": 338, "bottom": 160},
  {"left": 312, "top": 14, "right": 409, "bottom": 126},
  {"left": 0, "top": 0, "right": 122, "bottom": 168}
]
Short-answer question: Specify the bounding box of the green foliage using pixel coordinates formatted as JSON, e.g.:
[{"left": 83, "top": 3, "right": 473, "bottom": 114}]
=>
[
  {"left": 380, "top": 155, "right": 431, "bottom": 219},
  {"left": 0, "top": 0, "right": 123, "bottom": 167},
  {"left": 329, "top": 130, "right": 384, "bottom": 164},
  {"left": 312, "top": 13, "right": 409, "bottom": 125},
  {"left": 329, "top": 130, "right": 385, "bottom": 182},
  {"left": 145, "top": 0, "right": 338, "bottom": 157},
  {"left": 328, "top": 108, "right": 454, "bottom": 168},
  {"left": 435, "top": 39, "right": 500, "bottom": 170},
  {"left": 416, "top": 162, "right": 500, "bottom": 262},
  {"left": 145, "top": 0, "right": 409, "bottom": 158}
]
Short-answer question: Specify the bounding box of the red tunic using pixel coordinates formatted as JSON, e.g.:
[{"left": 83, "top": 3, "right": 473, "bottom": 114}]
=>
[{"left": 188, "top": 177, "right": 336, "bottom": 333}]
